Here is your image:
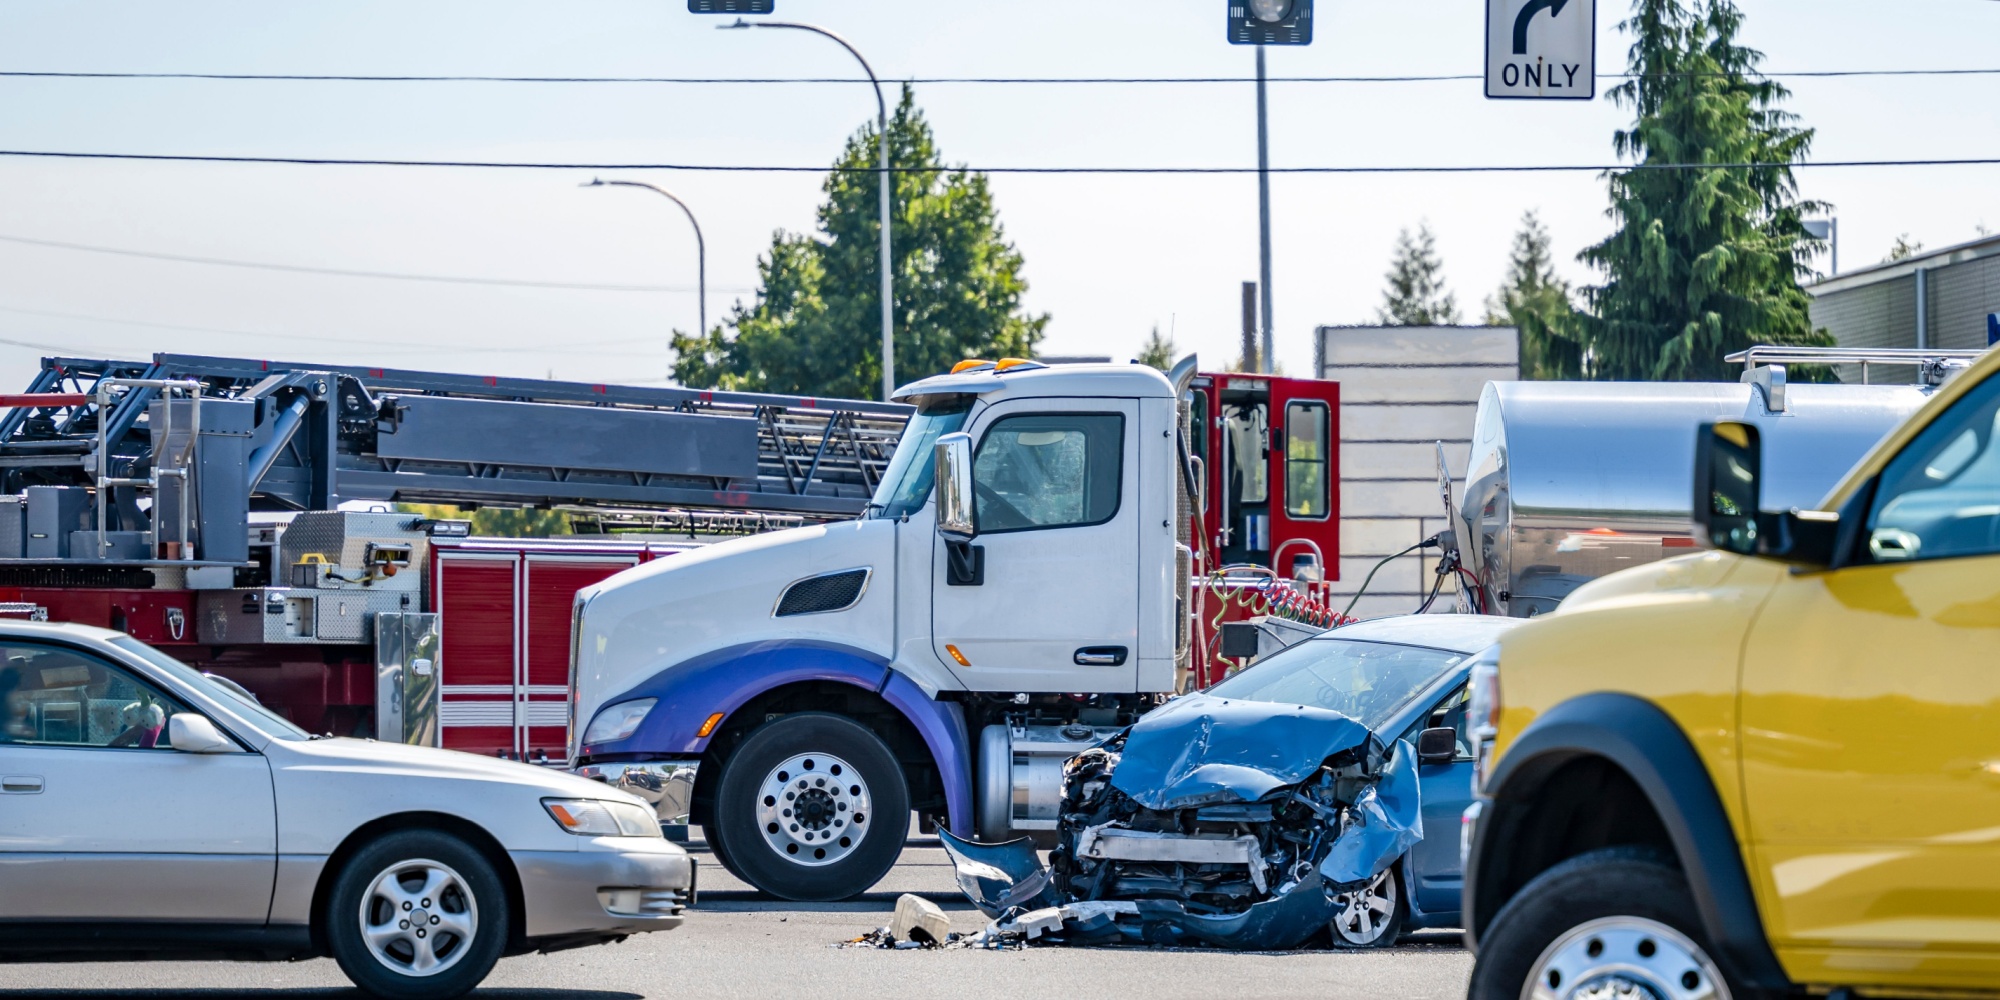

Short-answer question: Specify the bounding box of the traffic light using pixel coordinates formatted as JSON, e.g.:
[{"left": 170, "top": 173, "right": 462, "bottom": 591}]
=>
[
  {"left": 688, "top": 1, "right": 773, "bottom": 12},
  {"left": 1228, "top": 0, "right": 1313, "bottom": 45}
]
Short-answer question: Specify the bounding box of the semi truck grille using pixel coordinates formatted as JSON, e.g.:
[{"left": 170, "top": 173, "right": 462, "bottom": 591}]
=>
[{"left": 774, "top": 569, "right": 870, "bottom": 617}]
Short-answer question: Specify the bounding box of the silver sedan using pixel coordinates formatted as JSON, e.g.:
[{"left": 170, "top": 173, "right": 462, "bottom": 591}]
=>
[{"left": 0, "top": 621, "right": 692, "bottom": 999}]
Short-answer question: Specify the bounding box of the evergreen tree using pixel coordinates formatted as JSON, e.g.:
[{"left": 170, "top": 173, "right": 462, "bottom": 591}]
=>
[
  {"left": 1137, "top": 324, "right": 1178, "bottom": 370},
  {"left": 1486, "top": 211, "right": 1584, "bottom": 380},
  {"left": 1378, "top": 223, "right": 1461, "bottom": 326},
  {"left": 671, "top": 87, "right": 1047, "bottom": 400},
  {"left": 1578, "top": 0, "right": 1831, "bottom": 381}
]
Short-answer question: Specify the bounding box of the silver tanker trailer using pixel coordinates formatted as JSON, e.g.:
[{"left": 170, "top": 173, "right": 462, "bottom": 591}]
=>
[{"left": 1453, "top": 346, "right": 1987, "bottom": 618}]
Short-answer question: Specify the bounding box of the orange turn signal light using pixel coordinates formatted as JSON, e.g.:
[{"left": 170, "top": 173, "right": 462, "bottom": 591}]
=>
[
  {"left": 945, "top": 644, "right": 971, "bottom": 667},
  {"left": 696, "top": 712, "right": 725, "bottom": 739}
]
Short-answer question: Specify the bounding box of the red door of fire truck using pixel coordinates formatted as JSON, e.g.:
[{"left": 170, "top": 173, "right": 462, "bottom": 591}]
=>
[
  {"left": 1267, "top": 378, "right": 1340, "bottom": 581},
  {"left": 437, "top": 552, "right": 518, "bottom": 756},
  {"left": 436, "top": 549, "right": 637, "bottom": 761},
  {"left": 521, "top": 555, "right": 634, "bottom": 762}
]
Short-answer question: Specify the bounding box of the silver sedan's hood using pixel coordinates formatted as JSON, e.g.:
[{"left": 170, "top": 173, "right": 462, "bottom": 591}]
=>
[{"left": 273, "top": 736, "right": 628, "bottom": 799}]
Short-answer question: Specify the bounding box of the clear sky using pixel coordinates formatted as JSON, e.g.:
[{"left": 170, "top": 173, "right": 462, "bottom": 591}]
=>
[{"left": 0, "top": 0, "right": 1995, "bottom": 397}]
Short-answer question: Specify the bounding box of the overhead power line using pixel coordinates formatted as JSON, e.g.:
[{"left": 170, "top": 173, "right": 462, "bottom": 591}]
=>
[
  {"left": 2, "top": 68, "right": 1998, "bottom": 84},
  {"left": 0, "top": 148, "right": 1994, "bottom": 175},
  {"left": 0, "top": 232, "right": 745, "bottom": 293}
]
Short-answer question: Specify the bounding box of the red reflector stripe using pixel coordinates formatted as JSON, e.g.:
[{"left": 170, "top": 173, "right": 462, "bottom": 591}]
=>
[{"left": 1662, "top": 537, "right": 1698, "bottom": 548}]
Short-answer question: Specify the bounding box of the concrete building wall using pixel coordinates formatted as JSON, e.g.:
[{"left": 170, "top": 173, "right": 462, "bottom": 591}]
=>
[{"left": 1317, "top": 325, "right": 1518, "bottom": 620}]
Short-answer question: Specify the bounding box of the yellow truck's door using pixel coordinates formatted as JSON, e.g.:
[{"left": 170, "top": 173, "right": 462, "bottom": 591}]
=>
[{"left": 1740, "top": 371, "right": 2000, "bottom": 992}]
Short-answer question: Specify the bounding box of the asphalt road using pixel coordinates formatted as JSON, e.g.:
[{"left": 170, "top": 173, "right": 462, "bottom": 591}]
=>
[{"left": 0, "top": 841, "right": 1474, "bottom": 1000}]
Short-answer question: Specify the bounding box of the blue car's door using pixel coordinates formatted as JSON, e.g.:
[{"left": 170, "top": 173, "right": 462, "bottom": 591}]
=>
[{"left": 1408, "top": 684, "right": 1475, "bottom": 916}]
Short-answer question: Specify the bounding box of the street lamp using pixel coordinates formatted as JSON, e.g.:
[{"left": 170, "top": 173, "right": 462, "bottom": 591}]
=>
[
  {"left": 1228, "top": 1, "right": 1314, "bottom": 375},
  {"left": 583, "top": 178, "right": 708, "bottom": 343},
  {"left": 722, "top": 18, "right": 896, "bottom": 401}
]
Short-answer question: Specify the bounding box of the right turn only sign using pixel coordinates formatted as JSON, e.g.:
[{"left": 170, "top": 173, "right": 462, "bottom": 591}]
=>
[{"left": 1486, "top": 0, "right": 1595, "bottom": 100}]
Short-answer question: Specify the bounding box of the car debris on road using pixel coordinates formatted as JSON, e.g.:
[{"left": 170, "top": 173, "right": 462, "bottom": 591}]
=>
[{"left": 932, "top": 693, "right": 1422, "bottom": 950}]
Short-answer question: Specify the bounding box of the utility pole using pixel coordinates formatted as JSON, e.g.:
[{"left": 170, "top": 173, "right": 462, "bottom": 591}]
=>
[{"left": 1255, "top": 46, "right": 1276, "bottom": 375}]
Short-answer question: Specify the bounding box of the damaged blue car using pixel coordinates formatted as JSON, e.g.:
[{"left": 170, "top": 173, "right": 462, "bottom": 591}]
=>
[{"left": 939, "top": 614, "right": 1521, "bottom": 951}]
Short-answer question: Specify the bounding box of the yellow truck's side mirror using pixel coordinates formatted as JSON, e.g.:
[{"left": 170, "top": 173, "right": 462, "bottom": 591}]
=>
[
  {"left": 1693, "top": 421, "right": 1762, "bottom": 555},
  {"left": 1694, "top": 421, "right": 1842, "bottom": 566}
]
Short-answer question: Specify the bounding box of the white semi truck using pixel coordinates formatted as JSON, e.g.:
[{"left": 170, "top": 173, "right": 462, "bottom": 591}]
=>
[{"left": 568, "top": 360, "right": 1200, "bottom": 900}]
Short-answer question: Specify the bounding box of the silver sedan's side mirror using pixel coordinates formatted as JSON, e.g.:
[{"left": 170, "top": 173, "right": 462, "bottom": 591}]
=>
[
  {"left": 934, "top": 432, "right": 977, "bottom": 543},
  {"left": 168, "top": 714, "right": 239, "bottom": 754}
]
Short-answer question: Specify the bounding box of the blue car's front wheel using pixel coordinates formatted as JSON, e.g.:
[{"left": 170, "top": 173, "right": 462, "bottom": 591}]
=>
[{"left": 1329, "top": 864, "right": 1405, "bottom": 948}]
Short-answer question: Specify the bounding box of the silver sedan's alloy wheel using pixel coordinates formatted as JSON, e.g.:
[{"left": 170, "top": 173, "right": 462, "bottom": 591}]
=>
[
  {"left": 1524, "top": 916, "right": 1729, "bottom": 1000},
  {"left": 755, "top": 751, "right": 870, "bottom": 867},
  {"left": 359, "top": 858, "right": 479, "bottom": 978},
  {"left": 1330, "top": 868, "right": 1397, "bottom": 945}
]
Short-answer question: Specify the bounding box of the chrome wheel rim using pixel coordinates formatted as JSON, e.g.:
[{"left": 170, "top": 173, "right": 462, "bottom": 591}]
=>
[
  {"left": 755, "top": 751, "right": 870, "bottom": 867},
  {"left": 1330, "top": 868, "right": 1397, "bottom": 945},
  {"left": 1524, "top": 916, "right": 1729, "bottom": 1000},
  {"left": 359, "top": 858, "right": 479, "bottom": 978}
]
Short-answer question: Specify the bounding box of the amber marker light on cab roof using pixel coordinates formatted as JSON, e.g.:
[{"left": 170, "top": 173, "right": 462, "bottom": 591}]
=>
[
  {"left": 696, "top": 712, "right": 725, "bottom": 738},
  {"left": 952, "top": 359, "right": 994, "bottom": 373},
  {"left": 945, "top": 644, "right": 971, "bottom": 667}
]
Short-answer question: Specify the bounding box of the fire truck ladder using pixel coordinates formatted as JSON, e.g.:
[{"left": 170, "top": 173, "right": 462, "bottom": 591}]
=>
[{"left": 0, "top": 353, "right": 911, "bottom": 565}]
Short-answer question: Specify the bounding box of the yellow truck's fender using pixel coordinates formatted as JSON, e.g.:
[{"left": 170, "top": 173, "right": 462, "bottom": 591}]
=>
[{"left": 1466, "top": 692, "right": 1791, "bottom": 996}]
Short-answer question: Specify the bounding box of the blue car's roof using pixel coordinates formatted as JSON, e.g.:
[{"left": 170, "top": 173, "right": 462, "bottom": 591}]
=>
[{"left": 1319, "top": 614, "right": 1524, "bottom": 653}]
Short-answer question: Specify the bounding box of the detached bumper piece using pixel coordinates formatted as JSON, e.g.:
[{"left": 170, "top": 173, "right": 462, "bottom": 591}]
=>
[{"left": 939, "top": 693, "right": 1422, "bottom": 950}]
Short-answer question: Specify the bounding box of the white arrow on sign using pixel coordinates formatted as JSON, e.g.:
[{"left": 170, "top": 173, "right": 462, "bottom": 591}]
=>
[{"left": 1486, "top": 0, "right": 1595, "bottom": 101}]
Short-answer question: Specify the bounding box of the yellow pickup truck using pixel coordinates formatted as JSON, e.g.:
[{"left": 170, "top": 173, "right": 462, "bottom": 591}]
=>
[{"left": 1463, "top": 348, "right": 2000, "bottom": 1000}]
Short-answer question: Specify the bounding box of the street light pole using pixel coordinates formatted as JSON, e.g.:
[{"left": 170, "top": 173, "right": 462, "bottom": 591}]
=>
[
  {"left": 1255, "top": 45, "right": 1276, "bottom": 376},
  {"left": 583, "top": 178, "right": 707, "bottom": 341},
  {"left": 726, "top": 19, "right": 895, "bottom": 401}
]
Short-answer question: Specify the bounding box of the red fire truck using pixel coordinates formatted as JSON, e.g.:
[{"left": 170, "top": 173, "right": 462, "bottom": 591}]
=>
[{"left": 0, "top": 353, "right": 1340, "bottom": 755}]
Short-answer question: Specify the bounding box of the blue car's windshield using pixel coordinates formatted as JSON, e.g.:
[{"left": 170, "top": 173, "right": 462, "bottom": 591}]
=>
[
  {"left": 870, "top": 395, "right": 974, "bottom": 518},
  {"left": 1204, "top": 638, "right": 1467, "bottom": 730}
]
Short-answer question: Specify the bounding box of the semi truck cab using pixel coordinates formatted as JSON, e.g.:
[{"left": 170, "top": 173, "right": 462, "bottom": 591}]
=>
[{"left": 568, "top": 360, "right": 1189, "bottom": 899}]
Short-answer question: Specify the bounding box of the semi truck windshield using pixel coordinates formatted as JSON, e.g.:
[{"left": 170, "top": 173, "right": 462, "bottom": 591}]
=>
[{"left": 869, "top": 396, "right": 973, "bottom": 518}]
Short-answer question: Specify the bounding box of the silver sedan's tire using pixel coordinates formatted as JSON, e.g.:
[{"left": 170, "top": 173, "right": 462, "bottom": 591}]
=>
[{"left": 327, "top": 830, "right": 508, "bottom": 1000}]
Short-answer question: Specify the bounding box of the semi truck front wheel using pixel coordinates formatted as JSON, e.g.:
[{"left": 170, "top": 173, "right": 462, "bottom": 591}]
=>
[{"left": 710, "top": 712, "right": 909, "bottom": 901}]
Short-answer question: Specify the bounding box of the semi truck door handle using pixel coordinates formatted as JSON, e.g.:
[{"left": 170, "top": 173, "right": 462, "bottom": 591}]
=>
[
  {"left": 1074, "top": 647, "right": 1129, "bottom": 667},
  {"left": 2, "top": 775, "right": 43, "bottom": 794}
]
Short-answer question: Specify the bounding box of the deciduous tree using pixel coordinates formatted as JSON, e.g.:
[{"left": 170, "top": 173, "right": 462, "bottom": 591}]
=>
[
  {"left": 672, "top": 88, "right": 1047, "bottom": 399},
  {"left": 1137, "top": 324, "right": 1178, "bottom": 370}
]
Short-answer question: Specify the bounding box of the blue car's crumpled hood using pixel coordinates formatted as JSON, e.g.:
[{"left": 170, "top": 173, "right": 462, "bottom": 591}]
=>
[
  {"left": 936, "top": 693, "right": 1424, "bottom": 950},
  {"left": 1109, "top": 694, "right": 1379, "bottom": 811}
]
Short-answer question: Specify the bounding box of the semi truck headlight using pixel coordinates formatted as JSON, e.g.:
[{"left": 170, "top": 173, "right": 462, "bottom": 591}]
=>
[
  {"left": 581, "top": 698, "right": 656, "bottom": 744},
  {"left": 543, "top": 798, "right": 662, "bottom": 838},
  {"left": 1468, "top": 645, "right": 1501, "bottom": 791}
]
